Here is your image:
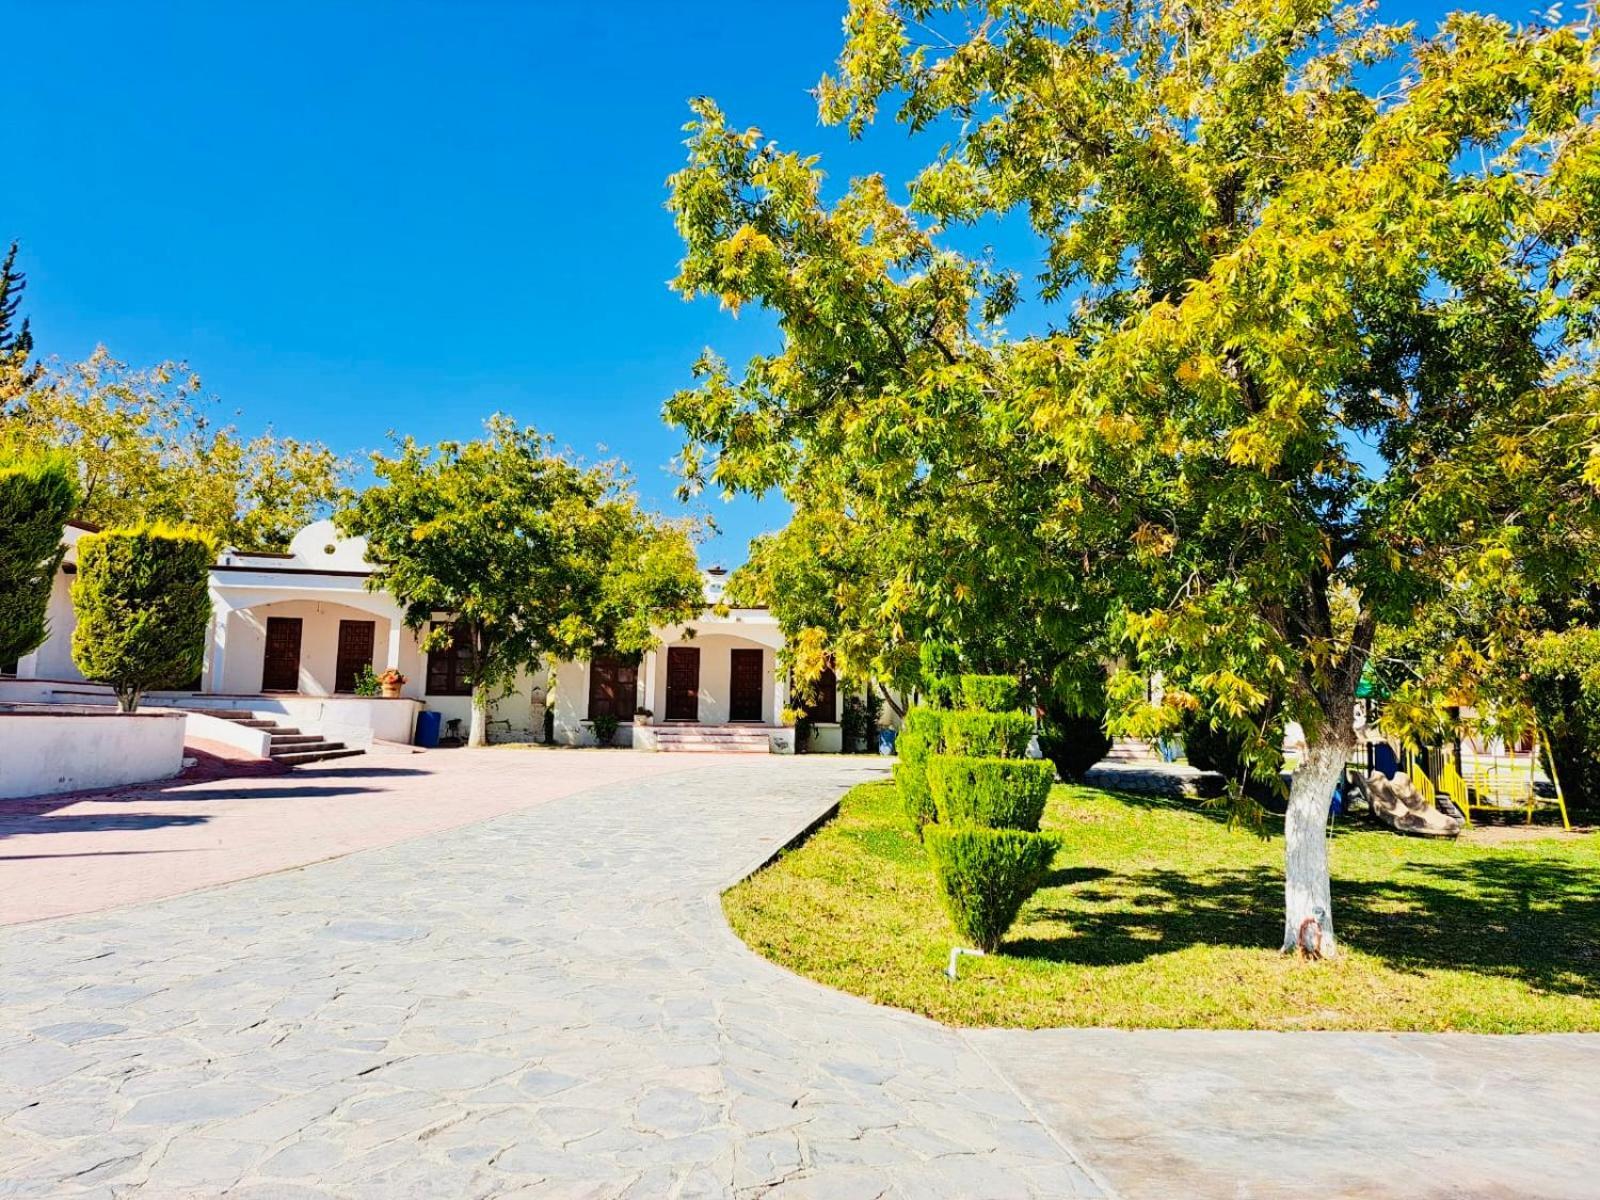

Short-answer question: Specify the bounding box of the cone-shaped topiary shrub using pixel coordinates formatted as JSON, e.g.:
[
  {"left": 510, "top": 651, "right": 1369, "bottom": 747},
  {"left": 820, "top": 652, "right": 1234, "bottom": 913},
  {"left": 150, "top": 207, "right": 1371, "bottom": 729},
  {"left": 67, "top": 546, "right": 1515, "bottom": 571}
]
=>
[
  {"left": 943, "top": 710, "right": 1033, "bottom": 759},
  {"left": 958, "top": 674, "right": 1020, "bottom": 714},
  {"left": 0, "top": 452, "right": 78, "bottom": 670},
  {"left": 924, "top": 825, "right": 1060, "bottom": 953},
  {"left": 927, "top": 756, "right": 1054, "bottom": 831},
  {"left": 71, "top": 525, "right": 214, "bottom": 712},
  {"left": 894, "top": 708, "right": 948, "bottom": 836}
]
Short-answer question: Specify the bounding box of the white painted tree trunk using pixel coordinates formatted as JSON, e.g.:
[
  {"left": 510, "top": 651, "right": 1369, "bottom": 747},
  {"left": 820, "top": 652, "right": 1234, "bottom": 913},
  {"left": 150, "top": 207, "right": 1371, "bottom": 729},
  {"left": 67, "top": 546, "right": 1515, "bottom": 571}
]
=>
[
  {"left": 1280, "top": 736, "right": 1348, "bottom": 958},
  {"left": 469, "top": 685, "right": 489, "bottom": 748}
]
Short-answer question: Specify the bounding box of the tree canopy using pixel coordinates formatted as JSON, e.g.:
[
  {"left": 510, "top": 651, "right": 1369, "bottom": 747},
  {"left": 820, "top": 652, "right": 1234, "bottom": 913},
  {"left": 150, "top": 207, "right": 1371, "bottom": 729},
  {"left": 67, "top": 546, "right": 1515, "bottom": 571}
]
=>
[
  {"left": 2, "top": 348, "right": 348, "bottom": 551},
  {"left": 338, "top": 415, "right": 706, "bottom": 746},
  {"left": 0, "top": 451, "right": 78, "bottom": 670},
  {"left": 666, "top": 0, "right": 1600, "bottom": 954}
]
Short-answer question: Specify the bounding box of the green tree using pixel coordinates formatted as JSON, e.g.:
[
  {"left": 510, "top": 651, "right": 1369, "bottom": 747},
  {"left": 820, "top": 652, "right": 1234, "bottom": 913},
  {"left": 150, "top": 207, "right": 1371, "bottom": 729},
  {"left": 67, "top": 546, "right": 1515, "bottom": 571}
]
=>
[
  {"left": 666, "top": 1, "right": 1600, "bottom": 955},
  {"left": 0, "top": 241, "right": 39, "bottom": 403},
  {"left": 2, "top": 348, "right": 348, "bottom": 550},
  {"left": 0, "top": 452, "right": 79, "bottom": 669},
  {"left": 70, "top": 526, "right": 214, "bottom": 712},
  {"left": 338, "top": 416, "right": 705, "bottom": 747}
]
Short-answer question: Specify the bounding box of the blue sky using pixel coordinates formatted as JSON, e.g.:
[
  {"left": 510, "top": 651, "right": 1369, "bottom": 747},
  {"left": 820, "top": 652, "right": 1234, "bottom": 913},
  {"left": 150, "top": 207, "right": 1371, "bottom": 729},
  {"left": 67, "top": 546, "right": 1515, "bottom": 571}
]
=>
[{"left": 14, "top": 0, "right": 1494, "bottom": 564}]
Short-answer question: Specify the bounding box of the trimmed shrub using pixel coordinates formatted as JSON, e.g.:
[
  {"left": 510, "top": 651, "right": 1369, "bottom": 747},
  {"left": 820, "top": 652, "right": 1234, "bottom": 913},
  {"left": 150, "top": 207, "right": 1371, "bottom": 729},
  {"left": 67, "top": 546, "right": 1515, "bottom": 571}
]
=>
[
  {"left": 0, "top": 452, "right": 78, "bottom": 669},
  {"left": 894, "top": 708, "right": 948, "bottom": 836},
  {"left": 958, "top": 674, "right": 1020, "bottom": 714},
  {"left": 927, "top": 756, "right": 1054, "bottom": 831},
  {"left": 943, "top": 710, "right": 1033, "bottom": 759},
  {"left": 1037, "top": 711, "right": 1111, "bottom": 782},
  {"left": 592, "top": 713, "right": 620, "bottom": 746},
  {"left": 924, "top": 825, "right": 1060, "bottom": 953},
  {"left": 70, "top": 525, "right": 213, "bottom": 712}
]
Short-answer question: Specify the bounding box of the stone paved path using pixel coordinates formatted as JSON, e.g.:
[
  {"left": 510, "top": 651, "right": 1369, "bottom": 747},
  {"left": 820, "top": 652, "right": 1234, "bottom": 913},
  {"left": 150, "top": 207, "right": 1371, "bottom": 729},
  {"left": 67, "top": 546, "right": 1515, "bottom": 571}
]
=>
[{"left": 0, "top": 757, "right": 1106, "bottom": 1199}]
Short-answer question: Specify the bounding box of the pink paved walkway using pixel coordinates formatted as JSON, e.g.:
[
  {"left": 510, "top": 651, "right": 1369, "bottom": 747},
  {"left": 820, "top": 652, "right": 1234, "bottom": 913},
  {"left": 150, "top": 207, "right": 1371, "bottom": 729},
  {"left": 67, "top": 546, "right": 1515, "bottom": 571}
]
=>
[{"left": 0, "top": 745, "right": 701, "bottom": 925}]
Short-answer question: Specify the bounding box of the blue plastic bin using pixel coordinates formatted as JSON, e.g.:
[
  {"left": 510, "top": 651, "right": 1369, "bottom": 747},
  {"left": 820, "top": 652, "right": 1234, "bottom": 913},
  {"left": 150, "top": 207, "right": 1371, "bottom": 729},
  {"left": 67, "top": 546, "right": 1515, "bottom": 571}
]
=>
[
  {"left": 878, "top": 728, "right": 899, "bottom": 756},
  {"left": 414, "top": 709, "right": 442, "bottom": 748}
]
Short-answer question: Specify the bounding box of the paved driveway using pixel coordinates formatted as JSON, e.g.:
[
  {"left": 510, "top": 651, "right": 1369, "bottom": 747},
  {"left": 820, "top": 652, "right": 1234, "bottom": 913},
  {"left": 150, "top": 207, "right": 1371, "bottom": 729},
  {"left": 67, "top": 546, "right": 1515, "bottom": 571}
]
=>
[
  {"left": 0, "top": 756, "right": 1105, "bottom": 1198},
  {"left": 3, "top": 754, "right": 1594, "bottom": 1199}
]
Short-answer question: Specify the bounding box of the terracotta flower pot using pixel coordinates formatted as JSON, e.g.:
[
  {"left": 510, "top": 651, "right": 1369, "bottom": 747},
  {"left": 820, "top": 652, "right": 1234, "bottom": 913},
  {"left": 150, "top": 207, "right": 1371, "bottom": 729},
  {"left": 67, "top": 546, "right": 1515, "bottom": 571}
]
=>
[{"left": 381, "top": 680, "right": 402, "bottom": 699}]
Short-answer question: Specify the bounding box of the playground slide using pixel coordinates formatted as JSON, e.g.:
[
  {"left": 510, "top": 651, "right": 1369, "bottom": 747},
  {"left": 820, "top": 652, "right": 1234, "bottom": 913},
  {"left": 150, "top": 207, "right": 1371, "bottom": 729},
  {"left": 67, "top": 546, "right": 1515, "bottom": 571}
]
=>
[{"left": 1351, "top": 770, "right": 1464, "bottom": 838}]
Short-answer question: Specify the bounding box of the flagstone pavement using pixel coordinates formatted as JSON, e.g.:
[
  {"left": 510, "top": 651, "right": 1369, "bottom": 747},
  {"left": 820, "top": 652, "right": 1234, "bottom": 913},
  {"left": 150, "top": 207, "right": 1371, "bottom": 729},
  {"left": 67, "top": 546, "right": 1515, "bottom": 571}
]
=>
[{"left": 1, "top": 752, "right": 1595, "bottom": 1198}]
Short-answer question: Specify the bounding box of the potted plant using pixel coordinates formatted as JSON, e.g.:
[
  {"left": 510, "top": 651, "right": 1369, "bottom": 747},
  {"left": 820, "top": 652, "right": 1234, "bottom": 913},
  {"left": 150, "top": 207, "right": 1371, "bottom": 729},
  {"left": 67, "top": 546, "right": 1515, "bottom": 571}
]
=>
[
  {"left": 352, "top": 664, "right": 381, "bottom": 697},
  {"left": 593, "top": 713, "right": 620, "bottom": 746},
  {"left": 634, "top": 706, "right": 653, "bottom": 726},
  {"left": 378, "top": 668, "right": 407, "bottom": 698}
]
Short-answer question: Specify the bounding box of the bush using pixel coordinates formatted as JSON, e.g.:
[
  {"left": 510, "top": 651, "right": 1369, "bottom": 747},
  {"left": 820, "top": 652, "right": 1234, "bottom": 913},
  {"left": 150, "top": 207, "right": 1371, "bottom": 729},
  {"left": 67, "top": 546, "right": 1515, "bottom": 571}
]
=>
[
  {"left": 0, "top": 452, "right": 78, "bottom": 670},
  {"left": 592, "top": 712, "right": 620, "bottom": 746},
  {"left": 927, "top": 756, "right": 1054, "bottom": 831},
  {"left": 894, "top": 708, "right": 948, "bottom": 836},
  {"left": 923, "top": 825, "right": 1060, "bottom": 953},
  {"left": 958, "top": 674, "right": 1020, "bottom": 714},
  {"left": 943, "top": 711, "right": 1033, "bottom": 758},
  {"left": 1037, "top": 711, "right": 1111, "bottom": 782},
  {"left": 1525, "top": 628, "right": 1600, "bottom": 808},
  {"left": 70, "top": 525, "right": 213, "bottom": 712}
]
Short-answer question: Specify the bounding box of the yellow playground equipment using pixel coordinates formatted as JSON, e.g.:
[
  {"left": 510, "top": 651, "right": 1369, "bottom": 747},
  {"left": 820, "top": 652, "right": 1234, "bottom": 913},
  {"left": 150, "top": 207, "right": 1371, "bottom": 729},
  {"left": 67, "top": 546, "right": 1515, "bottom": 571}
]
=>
[{"left": 1396, "top": 732, "right": 1571, "bottom": 831}]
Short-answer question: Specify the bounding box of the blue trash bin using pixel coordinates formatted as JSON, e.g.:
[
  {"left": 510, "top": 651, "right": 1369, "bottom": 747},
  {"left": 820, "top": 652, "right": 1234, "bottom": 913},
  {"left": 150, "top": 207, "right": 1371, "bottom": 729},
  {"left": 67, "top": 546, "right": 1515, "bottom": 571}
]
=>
[
  {"left": 414, "top": 710, "right": 442, "bottom": 748},
  {"left": 878, "top": 728, "right": 899, "bottom": 756}
]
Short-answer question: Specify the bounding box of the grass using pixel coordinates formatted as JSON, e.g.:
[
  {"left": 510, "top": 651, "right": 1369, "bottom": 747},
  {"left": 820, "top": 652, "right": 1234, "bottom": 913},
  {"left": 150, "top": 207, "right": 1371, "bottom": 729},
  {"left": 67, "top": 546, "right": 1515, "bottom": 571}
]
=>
[{"left": 723, "top": 780, "right": 1600, "bottom": 1031}]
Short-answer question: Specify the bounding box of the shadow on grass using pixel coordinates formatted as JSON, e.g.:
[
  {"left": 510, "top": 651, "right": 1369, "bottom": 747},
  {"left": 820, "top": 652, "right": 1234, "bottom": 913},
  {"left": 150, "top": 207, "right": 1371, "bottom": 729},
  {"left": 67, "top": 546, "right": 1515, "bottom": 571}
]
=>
[{"left": 1009, "top": 854, "right": 1600, "bottom": 997}]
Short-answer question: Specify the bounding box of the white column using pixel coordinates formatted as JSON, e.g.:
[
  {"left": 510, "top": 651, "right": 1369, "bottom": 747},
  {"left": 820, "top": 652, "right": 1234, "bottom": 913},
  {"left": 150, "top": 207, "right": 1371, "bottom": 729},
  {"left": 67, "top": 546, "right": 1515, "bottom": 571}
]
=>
[
  {"left": 643, "top": 648, "right": 658, "bottom": 718},
  {"left": 207, "top": 601, "right": 231, "bottom": 693},
  {"left": 773, "top": 663, "right": 789, "bottom": 726},
  {"left": 385, "top": 624, "right": 403, "bottom": 672}
]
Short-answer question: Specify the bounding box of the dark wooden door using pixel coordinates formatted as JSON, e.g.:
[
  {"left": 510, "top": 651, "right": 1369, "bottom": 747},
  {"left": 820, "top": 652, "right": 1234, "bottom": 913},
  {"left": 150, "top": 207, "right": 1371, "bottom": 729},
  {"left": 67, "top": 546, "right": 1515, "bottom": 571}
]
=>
[
  {"left": 665, "top": 646, "right": 700, "bottom": 721},
  {"left": 261, "top": 617, "right": 303, "bottom": 692},
  {"left": 802, "top": 667, "right": 838, "bottom": 724},
  {"left": 729, "top": 648, "right": 764, "bottom": 722},
  {"left": 335, "top": 620, "right": 375, "bottom": 693}
]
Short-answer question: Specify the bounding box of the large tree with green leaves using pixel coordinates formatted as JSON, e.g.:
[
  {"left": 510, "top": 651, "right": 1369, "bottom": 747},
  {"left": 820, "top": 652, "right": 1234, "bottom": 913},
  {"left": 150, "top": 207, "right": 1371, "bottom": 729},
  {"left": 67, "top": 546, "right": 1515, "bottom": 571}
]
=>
[
  {"left": 0, "top": 452, "right": 78, "bottom": 670},
  {"left": 338, "top": 415, "right": 705, "bottom": 747},
  {"left": 667, "top": 0, "right": 1600, "bottom": 955},
  {"left": 2, "top": 348, "right": 348, "bottom": 551},
  {"left": 0, "top": 241, "right": 39, "bottom": 403}
]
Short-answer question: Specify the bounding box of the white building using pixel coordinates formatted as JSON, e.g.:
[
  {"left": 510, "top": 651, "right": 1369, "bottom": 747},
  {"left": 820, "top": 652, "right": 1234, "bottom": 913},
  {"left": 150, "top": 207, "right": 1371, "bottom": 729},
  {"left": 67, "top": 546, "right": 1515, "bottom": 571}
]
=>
[{"left": 4, "top": 520, "right": 850, "bottom": 754}]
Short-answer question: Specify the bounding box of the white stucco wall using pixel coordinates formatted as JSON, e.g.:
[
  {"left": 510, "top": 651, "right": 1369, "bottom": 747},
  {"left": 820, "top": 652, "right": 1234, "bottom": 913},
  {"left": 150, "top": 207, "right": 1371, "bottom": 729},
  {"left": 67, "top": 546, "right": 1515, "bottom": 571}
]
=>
[
  {"left": 646, "top": 634, "right": 778, "bottom": 726},
  {"left": 217, "top": 600, "right": 421, "bottom": 697},
  {"left": 0, "top": 708, "right": 186, "bottom": 799},
  {"left": 421, "top": 663, "right": 546, "bottom": 744}
]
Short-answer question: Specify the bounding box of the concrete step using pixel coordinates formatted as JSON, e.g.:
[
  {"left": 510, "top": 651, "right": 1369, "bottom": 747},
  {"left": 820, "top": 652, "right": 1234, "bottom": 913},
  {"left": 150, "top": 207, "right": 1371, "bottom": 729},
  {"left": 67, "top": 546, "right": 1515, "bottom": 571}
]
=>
[
  {"left": 187, "top": 709, "right": 259, "bottom": 720},
  {"left": 268, "top": 733, "right": 324, "bottom": 746},
  {"left": 655, "top": 743, "right": 769, "bottom": 753},
  {"left": 270, "top": 747, "right": 366, "bottom": 766}
]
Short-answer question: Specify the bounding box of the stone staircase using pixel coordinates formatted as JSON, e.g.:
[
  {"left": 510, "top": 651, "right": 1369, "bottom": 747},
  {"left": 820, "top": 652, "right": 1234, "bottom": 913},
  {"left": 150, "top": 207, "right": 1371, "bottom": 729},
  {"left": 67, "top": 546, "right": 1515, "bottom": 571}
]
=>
[
  {"left": 1104, "top": 737, "right": 1159, "bottom": 763},
  {"left": 649, "top": 724, "right": 772, "bottom": 754},
  {"left": 202, "top": 710, "right": 365, "bottom": 766}
]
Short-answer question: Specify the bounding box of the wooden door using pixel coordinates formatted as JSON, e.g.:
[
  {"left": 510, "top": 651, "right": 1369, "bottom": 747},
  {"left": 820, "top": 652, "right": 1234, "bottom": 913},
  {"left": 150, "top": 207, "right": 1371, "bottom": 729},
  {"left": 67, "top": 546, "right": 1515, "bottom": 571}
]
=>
[
  {"left": 335, "top": 620, "right": 376, "bottom": 693},
  {"left": 261, "top": 617, "right": 303, "bottom": 692},
  {"left": 665, "top": 646, "right": 700, "bottom": 721},
  {"left": 729, "top": 648, "right": 764, "bottom": 722},
  {"left": 802, "top": 667, "right": 838, "bottom": 724}
]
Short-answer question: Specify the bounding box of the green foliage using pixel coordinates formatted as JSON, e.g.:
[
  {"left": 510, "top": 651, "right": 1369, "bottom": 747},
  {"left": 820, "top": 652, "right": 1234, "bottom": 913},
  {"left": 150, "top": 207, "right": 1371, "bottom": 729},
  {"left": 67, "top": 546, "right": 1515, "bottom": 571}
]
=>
[
  {"left": 1036, "top": 706, "right": 1111, "bottom": 783},
  {"left": 942, "top": 711, "right": 1033, "bottom": 759},
  {"left": 1523, "top": 630, "right": 1600, "bottom": 808},
  {"left": 927, "top": 755, "right": 1054, "bottom": 832},
  {"left": 893, "top": 707, "right": 948, "bottom": 835},
  {"left": 2, "top": 349, "right": 348, "bottom": 551},
  {"left": 351, "top": 663, "right": 380, "bottom": 697},
  {"left": 923, "top": 825, "right": 1060, "bottom": 954},
  {"left": 0, "top": 452, "right": 78, "bottom": 669},
  {"left": 958, "top": 674, "right": 1020, "bottom": 714},
  {"left": 666, "top": 0, "right": 1600, "bottom": 946},
  {"left": 70, "top": 525, "right": 213, "bottom": 711},
  {"left": 592, "top": 712, "right": 620, "bottom": 746},
  {"left": 0, "top": 242, "right": 39, "bottom": 402},
  {"left": 339, "top": 415, "right": 704, "bottom": 746}
]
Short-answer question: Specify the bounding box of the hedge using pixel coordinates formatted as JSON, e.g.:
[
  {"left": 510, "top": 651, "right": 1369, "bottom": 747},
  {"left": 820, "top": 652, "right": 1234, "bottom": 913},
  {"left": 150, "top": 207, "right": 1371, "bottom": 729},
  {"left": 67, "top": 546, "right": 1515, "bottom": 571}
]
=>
[
  {"left": 958, "top": 674, "right": 1020, "bottom": 714},
  {"left": 927, "top": 755, "right": 1054, "bottom": 831},
  {"left": 70, "top": 525, "right": 214, "bottom": 712},
  {"left": 942, "top": 710, "right": 1033, "bottom": 759},
  {"left": 894, "top": 708, "right": 949, "bottom": 836},
  {"left": 0, "top": 453, "right": 78, "bottom": 670},
  {"left": 924, "top": 825, "right": 1061, "bottom": 953},
  {"left": 1036, "top": 710, "right": 1111, "bottom": 782}
]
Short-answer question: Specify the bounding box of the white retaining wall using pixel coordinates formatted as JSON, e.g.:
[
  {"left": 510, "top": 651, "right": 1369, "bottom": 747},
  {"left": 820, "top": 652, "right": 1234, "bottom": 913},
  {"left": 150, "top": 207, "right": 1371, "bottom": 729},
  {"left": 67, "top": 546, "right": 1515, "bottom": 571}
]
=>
[{"left": 0, "top": 707, "right": 187, "bottom": 799}]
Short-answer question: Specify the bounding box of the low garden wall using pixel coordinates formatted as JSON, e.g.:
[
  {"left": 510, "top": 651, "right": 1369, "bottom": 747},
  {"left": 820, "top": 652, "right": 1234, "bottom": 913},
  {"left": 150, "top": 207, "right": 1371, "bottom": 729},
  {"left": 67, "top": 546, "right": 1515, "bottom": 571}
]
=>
[{"left": 0, "top": 705, "right": 187, "bottom": 799}]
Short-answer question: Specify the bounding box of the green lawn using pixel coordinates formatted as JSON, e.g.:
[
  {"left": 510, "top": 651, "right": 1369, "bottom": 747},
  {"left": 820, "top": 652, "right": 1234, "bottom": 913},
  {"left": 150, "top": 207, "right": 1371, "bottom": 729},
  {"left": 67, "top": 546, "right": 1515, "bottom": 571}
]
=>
[{"left": 723, "top": 780, "right": 1600, "bottom": 1031}]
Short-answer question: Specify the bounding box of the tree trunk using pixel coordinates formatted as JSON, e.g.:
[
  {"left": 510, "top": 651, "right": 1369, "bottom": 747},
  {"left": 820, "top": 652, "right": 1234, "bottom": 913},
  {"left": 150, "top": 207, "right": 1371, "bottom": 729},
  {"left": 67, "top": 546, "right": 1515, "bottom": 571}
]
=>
[
  {"left": 469, "top": 684, "right": 489, "bottom": 748},
  {"left": 1280, "top": 734, "right": 1349, "bottom": 958},
  {"left": 116, "top": 685, "right": 141, "bottom": 714}
]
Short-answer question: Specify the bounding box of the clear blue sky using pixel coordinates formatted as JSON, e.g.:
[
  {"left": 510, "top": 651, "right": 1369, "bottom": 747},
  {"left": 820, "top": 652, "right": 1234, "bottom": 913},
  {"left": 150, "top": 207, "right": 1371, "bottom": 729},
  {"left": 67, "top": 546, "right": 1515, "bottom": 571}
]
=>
[{"left": 13, "top": 0, "right": 1493, "bottom": 564}]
